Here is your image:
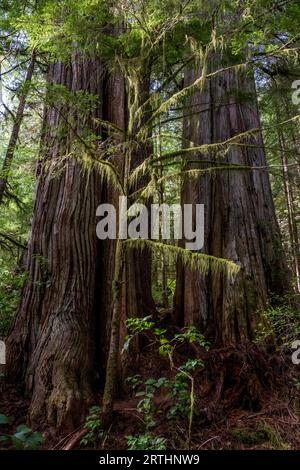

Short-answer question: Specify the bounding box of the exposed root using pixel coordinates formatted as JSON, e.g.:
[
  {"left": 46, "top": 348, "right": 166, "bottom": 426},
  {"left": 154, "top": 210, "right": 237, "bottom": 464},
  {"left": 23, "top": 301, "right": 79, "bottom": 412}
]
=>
[
  {"left": 197, "top": 344, "right": 286, "bottom": 422},
  {"left": 61, "top": 428, "right": 88, "bottom": 450}
]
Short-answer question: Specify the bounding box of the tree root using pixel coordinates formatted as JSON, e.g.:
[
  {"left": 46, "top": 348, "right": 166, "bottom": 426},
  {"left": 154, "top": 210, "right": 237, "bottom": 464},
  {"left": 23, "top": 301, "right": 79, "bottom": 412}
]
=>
[{"left": 197, "top": 344, "right": 286, "bottom": 422}]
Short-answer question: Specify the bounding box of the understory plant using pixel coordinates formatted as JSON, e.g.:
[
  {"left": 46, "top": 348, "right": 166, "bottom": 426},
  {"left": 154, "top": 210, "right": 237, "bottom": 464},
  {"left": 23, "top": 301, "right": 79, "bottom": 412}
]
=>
[
  {"left": 0, "top": 414, "right": 43, "bottom": 450},
  {"left": 126, "top": 433, "right": 167, "bottom": 451},
  {"left": 255, "top": 294, "right": 300, "bottom": 350},
  {"left": 124, "top": 319, "right": 209, "bottom": 449},
  {"left": 0, "top": 270, "right": 27, "bottom": 336},
  {"left": 80, "top": 406, "right": 103, "bottom": 447}
]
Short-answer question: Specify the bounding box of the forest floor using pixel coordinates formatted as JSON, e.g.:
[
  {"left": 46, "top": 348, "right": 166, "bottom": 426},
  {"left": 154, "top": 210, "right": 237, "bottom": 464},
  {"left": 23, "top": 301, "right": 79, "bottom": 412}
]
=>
[{"left": 1, "top": 340, "right": 300, "bottom": 450}]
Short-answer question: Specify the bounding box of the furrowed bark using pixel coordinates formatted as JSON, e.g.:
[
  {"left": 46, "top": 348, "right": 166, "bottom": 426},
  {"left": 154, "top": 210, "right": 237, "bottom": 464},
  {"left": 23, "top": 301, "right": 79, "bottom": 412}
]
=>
[
  {"left": 6, "top": 56, "right": 105, "bottom": 430},
  {"left": 175, "top": 56, "right": 289, "bottom": 345}
]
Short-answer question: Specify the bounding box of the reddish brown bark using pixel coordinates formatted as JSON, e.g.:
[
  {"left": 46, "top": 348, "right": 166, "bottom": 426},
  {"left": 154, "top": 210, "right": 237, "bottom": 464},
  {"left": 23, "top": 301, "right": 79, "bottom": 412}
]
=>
[
  {"left": 6, "top": 57, "right": 107, "bottom": 430},
  {"left": 175, "top": 59, "right": 289, "bottom": 345},
  {"left": 7, "top": 57, "right": 155, "bottom": 430}
]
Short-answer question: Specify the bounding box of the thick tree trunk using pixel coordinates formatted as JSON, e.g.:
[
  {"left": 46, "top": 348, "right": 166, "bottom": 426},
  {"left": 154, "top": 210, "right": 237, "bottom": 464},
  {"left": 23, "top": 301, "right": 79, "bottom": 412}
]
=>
[
  {"left": 5, "top": 51, "right": 156, "bottom": 430},
  {"left": 6, "top": 57, "right": 105, "bottom": 430},
  {"left": 175, "top": 58, "right": 289, "bottom": 345}
]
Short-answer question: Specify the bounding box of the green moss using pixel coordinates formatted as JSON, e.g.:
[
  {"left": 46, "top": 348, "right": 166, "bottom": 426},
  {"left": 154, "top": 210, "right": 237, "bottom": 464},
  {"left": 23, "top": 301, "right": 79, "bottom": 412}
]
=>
[{"left": 231, "top": 422, "right": 290, "bottom": 449}]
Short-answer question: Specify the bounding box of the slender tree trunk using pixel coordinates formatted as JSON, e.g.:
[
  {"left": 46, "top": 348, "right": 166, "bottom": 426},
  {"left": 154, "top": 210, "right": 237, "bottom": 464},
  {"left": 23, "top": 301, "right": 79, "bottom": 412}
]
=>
[
  {"left": 96, "top": 71, "right": 156, "bottom": 388},
  {"left": 157, "top": 127, "right": 169, "bottom": 308},
  {"left": 95, "top": 69, "right": 127, "bottom": 385},
  {"left": 102, "top": 238, "right": 125, "bottom": 424},
  {"left": 175, "top": 57, "right": 289, "bottom": 345},
  {"left": 125, "top": 72, "right": 156, "bottom": 317},
  {"left": 278, "top": 127, "right": 300, "bottom": 292},
  {"left": 102, "top": 68, "right": 156, "bottom": 423},
  {"left": 119, "top": 71, "right": 156, "bottom": 380},
  {"left": 0, "top": 50, "right": 36, "bottom": 203}
]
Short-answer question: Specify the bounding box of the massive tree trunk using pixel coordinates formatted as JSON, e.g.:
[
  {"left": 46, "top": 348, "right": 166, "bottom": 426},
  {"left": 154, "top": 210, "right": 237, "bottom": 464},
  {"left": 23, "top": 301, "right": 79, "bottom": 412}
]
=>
[
  {"left": 6, "top": 54, "right": 155, "bottom": 429},
  {"left": 6, "top": 56, "right": 106, "bottom": 430},
  {"left": 175, "top": 57, "right": 289, "bottom": 345}
]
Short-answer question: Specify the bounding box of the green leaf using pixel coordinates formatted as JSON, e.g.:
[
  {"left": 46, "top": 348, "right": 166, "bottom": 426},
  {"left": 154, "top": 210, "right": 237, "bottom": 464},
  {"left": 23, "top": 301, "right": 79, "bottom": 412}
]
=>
[
  {"left": 155, "top": 377, "right": 168, "bottom": 388},
  {"left": 23, "top": 432, "right": 43, "bottom": 450},
  {"left": 0, "top": 414, "right": 9, "bottom": 425},
  {"left": 145, "top": 378, "right": 157, "bottom": 386},
  {"left": 15, "top": 424, "right": 32, "bottom": 436}
]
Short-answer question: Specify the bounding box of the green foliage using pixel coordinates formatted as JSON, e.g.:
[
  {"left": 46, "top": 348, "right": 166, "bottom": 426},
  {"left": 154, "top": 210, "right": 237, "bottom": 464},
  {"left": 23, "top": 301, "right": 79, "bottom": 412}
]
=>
[
  {"left": 133, "top": 376, "right": 169, "bottom": 430},
  {"left": 174, "top": 327, "right": 210, "bottom": 350},
  {"left": 167, "top": 371, "right": 190, "bottom": 419},
  {"left": 158, "top": 336, "right": 173, "bottom": 357},
  {"left": 80, "top": 406, "right": 103, "bottom": 447},
  {"left": 0, "top": 415, "right": 43, "bottom": 450},
  {"left": 11, "top": 425, "right": 43, "bottom": 450},
  {"left": 168, "top": 359, "right": 203, "bottom": 419},
  {"left": 255, "top": 299, "right": 300, "bottom": 349},
  {"left": 0, "top": 270, "right": 28, "bottom": 336},
  {"left": 125, "top": 316, "right": 155, "bottom": 334},
  {"left": 123, "top": 316, "right": 155, "bottom": 353},
  {"left": 125, "top": 319, "right": 209, "bottom": 448},
  {"left": 126, "top": 433, "right": 166, "bottom": 450}
]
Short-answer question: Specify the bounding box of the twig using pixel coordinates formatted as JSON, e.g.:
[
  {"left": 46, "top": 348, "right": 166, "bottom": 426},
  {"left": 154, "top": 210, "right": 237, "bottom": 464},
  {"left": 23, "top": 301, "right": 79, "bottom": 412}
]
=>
[
  {"left": 198, "top": 436, "right": 220, "bottom": 449},
  {"left": 51, "top": 426, "right": 82, "bottom": 450},
  {"left": 62, "top": 428, "right": 87, "bottom": 451}
]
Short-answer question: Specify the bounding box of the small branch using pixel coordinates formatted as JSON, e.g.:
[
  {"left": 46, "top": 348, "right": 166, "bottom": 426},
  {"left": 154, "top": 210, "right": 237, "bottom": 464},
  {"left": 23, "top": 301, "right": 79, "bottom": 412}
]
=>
[
  {"left": 62, "top": 428, "right": 87, "bottom": 451},
  {"left": 198, "top": 436, "right": 220, "bottom": 449},
  {"left": 0, "top": 58, "right": 31, "bottom": 77},
  {"left": 0, "top": 232, "right": 27, "bottom": 250}
]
